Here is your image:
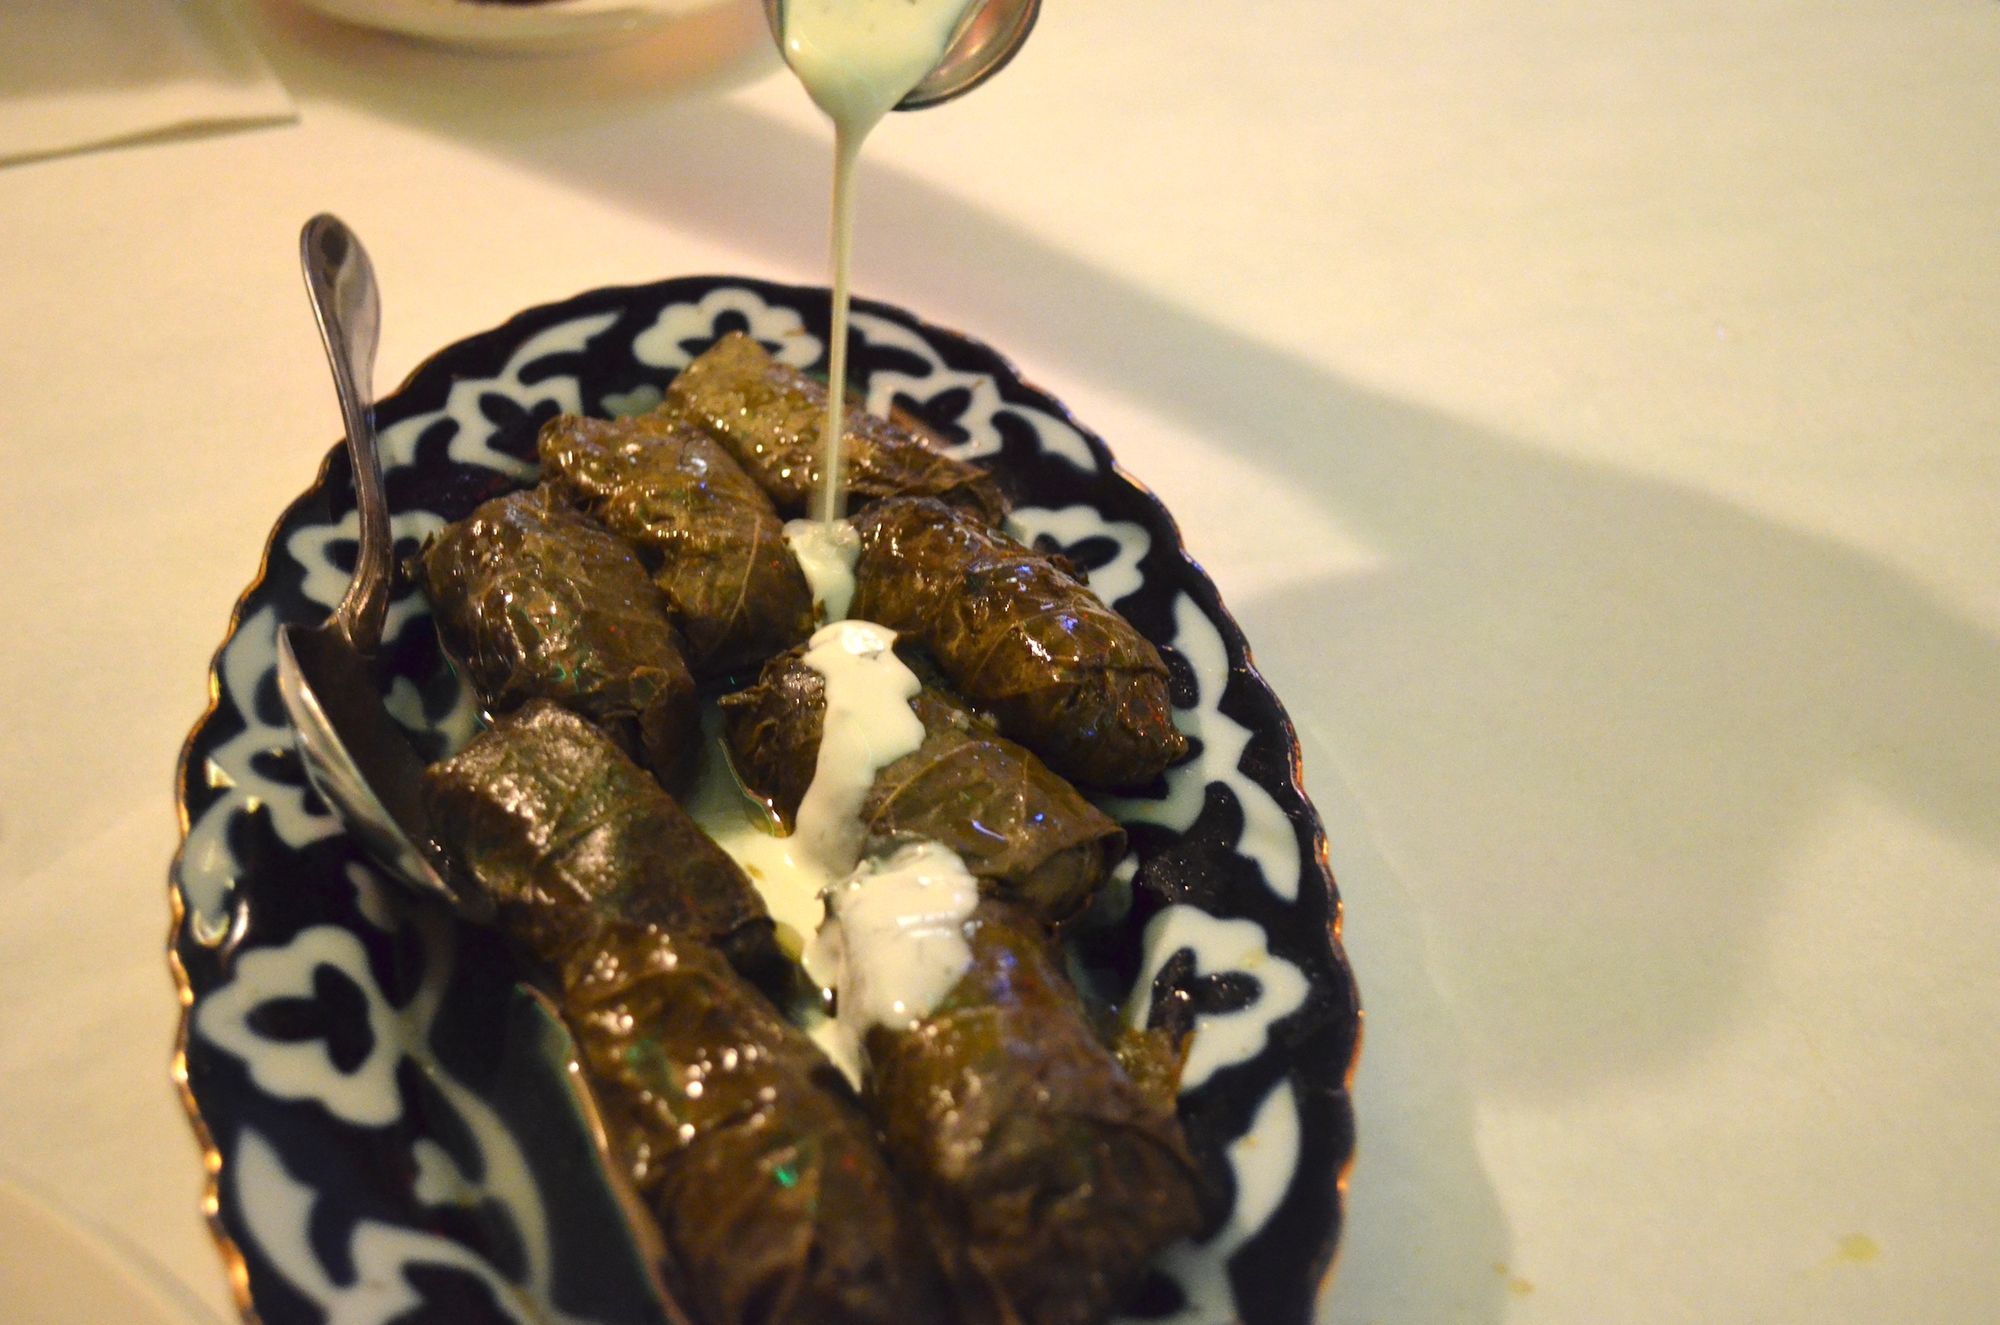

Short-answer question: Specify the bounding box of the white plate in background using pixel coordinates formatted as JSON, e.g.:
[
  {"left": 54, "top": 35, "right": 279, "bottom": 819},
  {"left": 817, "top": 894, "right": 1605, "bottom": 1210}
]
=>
[
  {"left": 0, "top": 1173, "right": 222, "bottom": 1325},
  {"left": 290, "top": 0, "right": 732, "bottom": 56}
]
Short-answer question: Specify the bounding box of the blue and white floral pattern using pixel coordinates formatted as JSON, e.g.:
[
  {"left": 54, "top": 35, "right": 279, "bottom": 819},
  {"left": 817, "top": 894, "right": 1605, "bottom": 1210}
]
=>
[{"left": 171, "top": 277, "right": 1359, "bottom": 1325}]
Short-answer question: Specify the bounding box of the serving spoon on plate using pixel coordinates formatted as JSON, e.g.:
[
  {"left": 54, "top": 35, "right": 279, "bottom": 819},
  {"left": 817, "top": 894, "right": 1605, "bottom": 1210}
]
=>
[
  {"left": 276, "top": 214, "right": 705, "bottom": 1322},
  {"left": 275, "top": 214, "right": 487, "bottom": 920}
]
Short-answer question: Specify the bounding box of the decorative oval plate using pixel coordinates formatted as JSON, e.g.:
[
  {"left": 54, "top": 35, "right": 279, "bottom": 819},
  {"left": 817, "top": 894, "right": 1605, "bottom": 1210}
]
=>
[{"left": 170, "top": 276, "right": 1361, "bottom": 1325}]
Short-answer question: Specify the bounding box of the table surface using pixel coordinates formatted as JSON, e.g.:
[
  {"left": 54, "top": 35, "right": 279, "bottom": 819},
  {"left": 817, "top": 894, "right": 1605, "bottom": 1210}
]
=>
[{"left": 4, "top": 1, "right": 1997, "bottom": 1321}]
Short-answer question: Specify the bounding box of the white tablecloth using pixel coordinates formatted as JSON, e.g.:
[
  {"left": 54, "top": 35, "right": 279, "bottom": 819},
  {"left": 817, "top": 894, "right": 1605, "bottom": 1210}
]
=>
[
  {"left": 0, "top": 0, "right": 292, "bottom": 167},
  {"left": 3, "top": 1, "right": 1997, "bottom": 1320}
]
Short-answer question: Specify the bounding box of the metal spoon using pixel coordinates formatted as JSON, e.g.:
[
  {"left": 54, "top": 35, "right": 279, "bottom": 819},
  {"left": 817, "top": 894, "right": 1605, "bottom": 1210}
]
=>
[
  {"left": 762, "top": 0, "right": 1041, "bottom": 110},
  {"left": 276, "top": 214, "right": 486, "bottom": 920}
]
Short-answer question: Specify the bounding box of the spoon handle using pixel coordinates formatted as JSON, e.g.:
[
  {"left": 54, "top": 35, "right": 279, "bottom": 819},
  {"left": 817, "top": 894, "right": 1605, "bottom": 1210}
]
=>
[{"left": 301, "top": 213, "right": 390, "bottom": 655}]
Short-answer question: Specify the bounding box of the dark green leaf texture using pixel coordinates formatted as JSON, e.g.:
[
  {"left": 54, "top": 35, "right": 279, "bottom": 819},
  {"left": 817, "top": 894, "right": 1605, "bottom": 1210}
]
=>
[
  {"left": 850, "top": 497, "right": 1188, "bottom": 789},
  {"left": 539, "top": 410, "right": 814, "bottom": 679},
  {"left": 666, "top": 333, "right": 1008, "bottom": 525}
]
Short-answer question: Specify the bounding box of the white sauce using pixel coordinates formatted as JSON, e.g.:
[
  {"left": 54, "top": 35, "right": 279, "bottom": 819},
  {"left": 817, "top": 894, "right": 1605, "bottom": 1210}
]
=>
[
  {"left": 792, "top": 620, "right": 927, "bottom": 874},
  {"left": 808, "top": 840, "right": 979, "bottom": 1066},
  {"left": 686, "top": 617, "right": 979, "bottom": 1086},
  {"left": 688, "top": 616, "right": 976, "bottom": 1088},
  {"left": 784, "top": 517, "right": 861, "bottom": 622},
  {"left": 781, "top": 0, "right": 974, "bottom": 133},
  {"left": 682, "top": 712, "right": 828, "bottom": 955},
  {"left": 683, "top": 620, "right": 926, "bottom": 952},
  {"left": 778, "top": 0, "right": 978, "bottom": 522}
]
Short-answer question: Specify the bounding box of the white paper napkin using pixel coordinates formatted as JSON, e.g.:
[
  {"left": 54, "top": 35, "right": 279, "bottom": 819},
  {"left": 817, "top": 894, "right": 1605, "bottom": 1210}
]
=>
[{"left": 0, "top": 0, "right": 295, "bottom": 169}]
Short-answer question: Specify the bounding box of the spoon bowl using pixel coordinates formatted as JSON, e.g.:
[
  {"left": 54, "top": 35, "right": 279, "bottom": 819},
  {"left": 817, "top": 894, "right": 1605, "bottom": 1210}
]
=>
[{"left": 762, "top": 0, "right": 1040, "bottom": 110}]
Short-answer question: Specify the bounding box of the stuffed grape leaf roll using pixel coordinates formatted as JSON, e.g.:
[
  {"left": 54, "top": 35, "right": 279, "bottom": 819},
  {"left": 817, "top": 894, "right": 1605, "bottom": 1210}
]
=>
[
  {"left": 418, "top": 486, "right": 700, "bottom": 793},
  {"left": 538, "top": 409, "right": 815, "bottom": 678},
  {"left": 719, "top": 645, "right": 1126, "bottom": 928},
  {"left": 861, "top": 899, "right": 1203, "bottom": 1325},
  {"left": 560, "top": 921, "right": 960, "bottom": 1325},
  {"left": 424, "top": 700, "right": 784, "bottom": 991},
  {"left": 665, "top": 332, "right": 1008, "bottom": 524},
  {"left": 849, "top": 496, "right": 1188, "bottom": 789}
]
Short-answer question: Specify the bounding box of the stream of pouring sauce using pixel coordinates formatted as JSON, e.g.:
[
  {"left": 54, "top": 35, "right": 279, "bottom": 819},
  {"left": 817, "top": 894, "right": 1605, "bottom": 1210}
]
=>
[
  {"left": 788, "top": 620, "right": 925, "bottom": 877},
  {"left": 684, "top": 3, "right": 989, "bottom": 1081},
  {"left": 777, "top": 0, "right": 979, "bottom": 523}
]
